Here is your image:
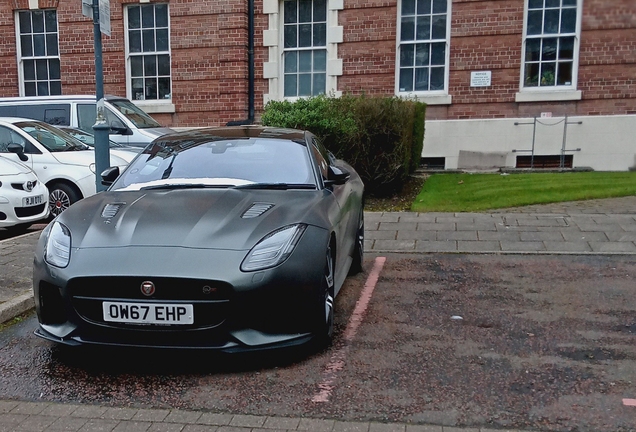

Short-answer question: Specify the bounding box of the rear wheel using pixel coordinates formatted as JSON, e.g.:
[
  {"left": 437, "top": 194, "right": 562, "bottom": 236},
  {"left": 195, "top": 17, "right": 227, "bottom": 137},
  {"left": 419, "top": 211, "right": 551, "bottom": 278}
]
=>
[
  {"left": 48, "top": 183, "right": 80, "bottom": 218},
  {"left": 349, "top": 210, "right": 364, "bottom": 275},
  {"left": 314, "top": 244, "right": 335, "bottom": 348}
]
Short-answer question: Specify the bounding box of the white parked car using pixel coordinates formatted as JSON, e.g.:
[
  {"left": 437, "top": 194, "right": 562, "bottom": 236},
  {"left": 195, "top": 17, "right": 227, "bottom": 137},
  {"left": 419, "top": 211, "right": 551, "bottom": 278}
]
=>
[
  {"left": 0, "top": 154, "right": 49, "bottom": 232},
  {"left": 58, "top": 127, "right": 141, "bottom": 164},
  {"left": 0, "top": 117, "right": 128, "bottom": 217}
]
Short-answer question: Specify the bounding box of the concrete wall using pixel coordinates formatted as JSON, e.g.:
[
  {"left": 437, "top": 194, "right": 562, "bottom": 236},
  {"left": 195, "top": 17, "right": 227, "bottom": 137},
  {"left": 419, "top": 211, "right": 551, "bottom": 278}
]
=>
[{"left": 423, "top": 114, "right": 636, "bottom": 171}]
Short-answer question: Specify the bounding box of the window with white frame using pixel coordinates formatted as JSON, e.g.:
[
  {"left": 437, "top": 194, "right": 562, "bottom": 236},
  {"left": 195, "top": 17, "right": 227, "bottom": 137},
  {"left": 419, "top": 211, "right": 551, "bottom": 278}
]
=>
[
  {"left": 126, "top": 4, "right": 171, "bottom": 101},
  {"left": 17, "top": 9, "right": 61, "bottom": 96},
  {"left": 282, "top": 0, "right": 327, "bottom": 98},
  {"left": 397, "top": 0, "right": 449, "bottom": 93},
  {"left": 523, "top": 0, "right": 579, "bottom": 88}
]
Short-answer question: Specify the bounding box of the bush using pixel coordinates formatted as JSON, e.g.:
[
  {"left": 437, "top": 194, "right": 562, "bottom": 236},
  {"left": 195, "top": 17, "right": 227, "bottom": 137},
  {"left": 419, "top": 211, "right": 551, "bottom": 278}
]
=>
[{"left": 262, "top": 94, "right": 426, "bottom": 197}]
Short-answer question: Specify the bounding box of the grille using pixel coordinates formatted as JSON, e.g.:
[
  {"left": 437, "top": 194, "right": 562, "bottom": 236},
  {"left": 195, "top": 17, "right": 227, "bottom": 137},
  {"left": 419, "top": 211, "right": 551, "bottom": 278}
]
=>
[
  {"left": 68, "top": 277, "right": 232, "bottom": 330},
  {"left": 15, "top": 203, "right": 46, "bottom": 217}
]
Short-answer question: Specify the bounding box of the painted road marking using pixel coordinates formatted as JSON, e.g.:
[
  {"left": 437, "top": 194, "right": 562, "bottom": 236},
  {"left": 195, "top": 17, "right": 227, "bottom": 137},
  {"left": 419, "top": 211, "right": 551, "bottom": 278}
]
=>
[
  {"left": 624, "top": 399, "right": 636, "bottom": 407},
  {"left": 312, "top": 256, "right": 386, "bottom": 403}
]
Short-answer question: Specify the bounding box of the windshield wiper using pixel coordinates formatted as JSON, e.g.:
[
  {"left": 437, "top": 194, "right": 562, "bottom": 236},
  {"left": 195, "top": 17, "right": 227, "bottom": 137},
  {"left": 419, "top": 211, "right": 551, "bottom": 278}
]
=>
[
  {"left": 140, "top": 184, "right": 233, "bottom": 191},
  {"left": 234, "top": 183, "right": 316, "bottom": 190}
]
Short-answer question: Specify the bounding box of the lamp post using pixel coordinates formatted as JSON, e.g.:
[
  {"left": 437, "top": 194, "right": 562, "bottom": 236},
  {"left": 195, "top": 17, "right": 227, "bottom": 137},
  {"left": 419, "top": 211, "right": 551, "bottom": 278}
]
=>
[{"left": 91, "top": 0, "right": 110, "bottom": 192}]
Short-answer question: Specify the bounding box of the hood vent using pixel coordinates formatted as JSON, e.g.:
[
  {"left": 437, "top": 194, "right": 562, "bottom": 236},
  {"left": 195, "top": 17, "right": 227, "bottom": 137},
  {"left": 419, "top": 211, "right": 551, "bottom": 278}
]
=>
[
  {"left": 102, "top": 203, "right": 125, "bottom": 219},
  {"left": 242, "top": 203, "right": 274, "bottom": 219}
]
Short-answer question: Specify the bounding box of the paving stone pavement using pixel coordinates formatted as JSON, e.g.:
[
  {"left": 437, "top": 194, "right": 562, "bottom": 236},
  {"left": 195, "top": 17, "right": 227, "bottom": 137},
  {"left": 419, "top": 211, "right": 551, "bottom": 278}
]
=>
[
  {"left": 0, "top": 399, "right": 531, "bottom": 432},
  {"left": 0, "top": 196, "right": 634, "bottom": 431}
]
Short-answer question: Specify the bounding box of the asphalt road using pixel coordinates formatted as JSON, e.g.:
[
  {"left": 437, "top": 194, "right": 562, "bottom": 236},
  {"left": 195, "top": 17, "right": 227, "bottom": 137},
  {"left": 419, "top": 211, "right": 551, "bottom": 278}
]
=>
[{"left": 1, "top": 253, "right": 635, "bottom": 432}]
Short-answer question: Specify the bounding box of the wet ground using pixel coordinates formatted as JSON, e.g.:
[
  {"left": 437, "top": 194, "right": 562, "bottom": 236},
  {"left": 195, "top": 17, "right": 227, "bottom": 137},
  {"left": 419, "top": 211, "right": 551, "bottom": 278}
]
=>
[{"left": 1, "top": 253, "right": 635, "bottom": 432}]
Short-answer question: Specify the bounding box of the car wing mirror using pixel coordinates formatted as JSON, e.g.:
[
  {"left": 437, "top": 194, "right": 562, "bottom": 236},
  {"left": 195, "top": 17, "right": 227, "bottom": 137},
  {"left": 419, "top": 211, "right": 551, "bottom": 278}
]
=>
[
  {"left": 7, "top": 143, "right": 28, "bottom": 162},
  {"left": 324, "top": 166, "right": 350, "bottom": 187},
  {"left": 110, "top": 120, "right": 133, "bottom": 136},
  {"left": 101, "top": 166, "right": 120, "bottom": 186}
]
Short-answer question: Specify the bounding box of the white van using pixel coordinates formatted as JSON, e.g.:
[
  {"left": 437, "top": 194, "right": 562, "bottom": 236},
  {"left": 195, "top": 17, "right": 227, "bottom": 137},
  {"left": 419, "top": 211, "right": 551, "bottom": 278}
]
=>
[{"left": 0, "top": 95, "right": 174, "bottom": 148}]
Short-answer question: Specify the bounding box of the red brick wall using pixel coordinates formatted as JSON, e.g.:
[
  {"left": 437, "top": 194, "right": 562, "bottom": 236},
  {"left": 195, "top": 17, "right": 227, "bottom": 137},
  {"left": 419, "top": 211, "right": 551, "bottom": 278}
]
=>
[
  {"left": 338, "top": 0, "right": 636, "bottom": 120},
  {"left": 339, "top": 1, "right": 397, "bottom": 95},
  {"left": 0, "top": 0, "right": 633, "bottom": 128},
  {"left": 441, "top": 0, "right": 636, "bottom": 119},
  {"left": 0, "top": 0, "right": 252, "bottom": 127}
]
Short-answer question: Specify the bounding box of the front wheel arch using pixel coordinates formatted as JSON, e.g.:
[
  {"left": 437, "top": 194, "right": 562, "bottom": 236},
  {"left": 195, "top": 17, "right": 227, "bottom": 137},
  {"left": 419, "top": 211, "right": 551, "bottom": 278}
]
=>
[{"left": 313, "top": 236, "right": 336, "bottom": 349}]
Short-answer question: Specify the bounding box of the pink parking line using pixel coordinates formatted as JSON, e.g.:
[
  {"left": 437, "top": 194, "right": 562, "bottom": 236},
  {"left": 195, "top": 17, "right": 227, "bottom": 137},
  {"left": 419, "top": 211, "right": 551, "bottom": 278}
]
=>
[
  {"left": 624, "top": 399, "right": 636, "bottom": 407},
  {"left": 312, "top": 256, "right": 386, "bottom": 403}
]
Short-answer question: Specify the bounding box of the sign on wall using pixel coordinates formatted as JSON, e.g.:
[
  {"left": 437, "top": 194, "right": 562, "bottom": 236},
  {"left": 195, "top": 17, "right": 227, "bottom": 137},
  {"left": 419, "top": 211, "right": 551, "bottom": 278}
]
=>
[{"left": 470, "top": 71, "right": 491, "bottom": 87}]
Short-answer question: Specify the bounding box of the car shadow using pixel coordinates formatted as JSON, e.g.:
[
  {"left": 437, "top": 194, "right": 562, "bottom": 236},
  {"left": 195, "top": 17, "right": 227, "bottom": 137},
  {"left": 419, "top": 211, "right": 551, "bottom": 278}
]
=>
[{"left": 47, "top": 341, "right": 324, "bottom": 376}]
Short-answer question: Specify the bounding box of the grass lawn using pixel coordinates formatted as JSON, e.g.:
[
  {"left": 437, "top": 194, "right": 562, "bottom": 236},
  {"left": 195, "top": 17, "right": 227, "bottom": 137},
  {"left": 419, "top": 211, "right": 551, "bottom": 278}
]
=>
[{"left": 411, "top": 171, "right": 636, "bottom": 212}]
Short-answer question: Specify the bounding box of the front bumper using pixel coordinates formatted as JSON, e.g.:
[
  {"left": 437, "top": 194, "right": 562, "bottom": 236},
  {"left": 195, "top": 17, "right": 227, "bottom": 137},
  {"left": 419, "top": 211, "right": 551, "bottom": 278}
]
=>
[
  {"left": 33, "top": 225, "right": 328, "bottom": 351},
  {"left": 0, "top": 184, "right": 49, "bottom": 227}
]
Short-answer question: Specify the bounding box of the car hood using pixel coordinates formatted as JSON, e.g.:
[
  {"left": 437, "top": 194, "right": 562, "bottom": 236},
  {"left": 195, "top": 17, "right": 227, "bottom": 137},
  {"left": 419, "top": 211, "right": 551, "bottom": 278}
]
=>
[
  {"left": 138, "top": 127, "right": 175, "bottom": 139},
  {"left": 0, "top": 156, "right": 32, "bottom": 175},
  {"left": 57, "top": 188, "right": 332, "bottom": 250},
  {"left": 51, "top": 149, "right": 129, "bottom": 167}
]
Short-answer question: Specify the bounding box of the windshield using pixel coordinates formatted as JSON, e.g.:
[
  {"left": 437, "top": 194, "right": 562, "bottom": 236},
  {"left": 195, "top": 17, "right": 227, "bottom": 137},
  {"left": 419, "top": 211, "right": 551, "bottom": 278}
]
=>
[
  {"left": 111, "top": 137, "right": 316, "bottom": 191},
  {"left": 16, "top": 121, "right": 89, "bottom": 152},
  {"left": 60, "top": 128, "right": 124, "bottom": 148},
  {"left": 109, "top": 99, "right": 162, "bottom": 129}
]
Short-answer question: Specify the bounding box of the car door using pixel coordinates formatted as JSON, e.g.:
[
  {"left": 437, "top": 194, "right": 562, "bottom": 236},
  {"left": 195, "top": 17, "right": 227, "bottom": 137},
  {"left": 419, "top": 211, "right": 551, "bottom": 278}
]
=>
[
  {"left": 0, "top": 125, "right": 37, "bottom": 171},
  {"left": 309, "top": 135, "right": 357, "bottom": 284},
  {"left": 0, "top": 124, "right": 60, "bottom": 185}
]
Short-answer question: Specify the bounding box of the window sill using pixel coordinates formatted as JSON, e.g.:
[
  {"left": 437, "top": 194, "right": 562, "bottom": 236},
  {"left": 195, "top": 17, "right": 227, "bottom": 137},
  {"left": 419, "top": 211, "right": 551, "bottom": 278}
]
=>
[
  {"left": 132, "top": 101, "right": 176, "bottom": 114},
  {"left": 515, "top": 90, "right": 582, "bottom": 103},
  {"left": 398, "top": 94, "right": 452, "bottom": 105}
]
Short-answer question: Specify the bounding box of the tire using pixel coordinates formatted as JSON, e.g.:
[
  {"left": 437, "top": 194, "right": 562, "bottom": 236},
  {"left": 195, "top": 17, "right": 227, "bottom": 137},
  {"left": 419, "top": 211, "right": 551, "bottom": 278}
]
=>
[
  {"left": 349, "top": 210, "right": 364, "bottom": 275},
  {"left": 314, "top": 244, "right": 335, "bottom": 348},
  {"left": 48, "top": 183, "right": 81, "bottom": 218}
]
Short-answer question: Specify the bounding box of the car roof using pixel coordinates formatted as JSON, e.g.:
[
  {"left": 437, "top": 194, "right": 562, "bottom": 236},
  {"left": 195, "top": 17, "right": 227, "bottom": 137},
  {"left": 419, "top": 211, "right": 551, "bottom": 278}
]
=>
[
  {"left": 0, "top": 95, "right": 125, "bottom": 103},
  {"left": 154, "top": 126, "right": 308, "bottom": 148}
]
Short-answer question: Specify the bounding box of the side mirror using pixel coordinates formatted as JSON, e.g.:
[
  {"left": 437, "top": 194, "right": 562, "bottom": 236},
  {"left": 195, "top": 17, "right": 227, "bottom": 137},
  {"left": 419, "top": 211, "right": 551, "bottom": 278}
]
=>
[
  {"left": 324, "top": 166, "right": 350, "bottom": 187},
  {"left": 101, "top": 166, "right": 120, "bottom": 186},
  {"left": 110, "top": 119, "right": 133, "bottom": 136},
  {"left": 7, "top": 143, "right": 28, "bottom": 162}
]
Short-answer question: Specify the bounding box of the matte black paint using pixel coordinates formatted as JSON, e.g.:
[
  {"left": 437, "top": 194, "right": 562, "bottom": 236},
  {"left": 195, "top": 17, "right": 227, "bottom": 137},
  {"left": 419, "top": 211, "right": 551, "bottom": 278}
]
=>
[{"left": 32, "top": 126, "right": 364, "bottom": 351}]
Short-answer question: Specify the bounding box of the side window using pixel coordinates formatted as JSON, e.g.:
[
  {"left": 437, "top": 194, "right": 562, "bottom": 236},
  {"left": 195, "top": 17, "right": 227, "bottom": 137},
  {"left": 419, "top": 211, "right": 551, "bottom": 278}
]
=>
[
  {"left": 43, "top": 107, "right": 69, "bottom": 125},
  {"left": 77, "top": 104, "right": 97, "bottom": 132},
  {"left": 78, "top": 104, "right": 122, "bottom": 133},
  {"left": 0, "top": 126, "right": 28, "bottom": 153},
  {"left": 310, "top": 136, "right": 329, "bottom": 180}
]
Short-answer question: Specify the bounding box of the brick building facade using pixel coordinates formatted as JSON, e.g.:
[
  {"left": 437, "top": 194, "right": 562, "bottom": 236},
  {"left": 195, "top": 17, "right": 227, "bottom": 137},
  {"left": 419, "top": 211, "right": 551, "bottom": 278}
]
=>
[{"left": 0, "top": 0, "right": 634, "bottom": 170}]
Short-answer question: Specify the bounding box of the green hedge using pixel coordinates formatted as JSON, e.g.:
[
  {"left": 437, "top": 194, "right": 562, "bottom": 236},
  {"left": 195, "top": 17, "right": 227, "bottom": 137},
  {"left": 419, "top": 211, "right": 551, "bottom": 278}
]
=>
[{"left": 261, "top": 94, "right": 426, "bottom": 196}]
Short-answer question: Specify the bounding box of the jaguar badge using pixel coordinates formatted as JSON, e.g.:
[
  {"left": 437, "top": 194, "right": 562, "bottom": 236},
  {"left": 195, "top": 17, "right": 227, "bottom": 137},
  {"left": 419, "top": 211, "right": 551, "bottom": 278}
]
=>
[{"left": 140, "top": 281, "right": 156, "bottom": 296}]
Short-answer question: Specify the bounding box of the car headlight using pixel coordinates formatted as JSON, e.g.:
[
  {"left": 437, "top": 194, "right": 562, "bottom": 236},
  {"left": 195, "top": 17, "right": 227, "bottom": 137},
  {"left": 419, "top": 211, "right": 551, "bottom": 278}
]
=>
[
  {"left": 241, "top": 224, "right": 307, "bottom": 272},
  {"left": 45, "top": 221, "right": 71, "bottom": 268}
]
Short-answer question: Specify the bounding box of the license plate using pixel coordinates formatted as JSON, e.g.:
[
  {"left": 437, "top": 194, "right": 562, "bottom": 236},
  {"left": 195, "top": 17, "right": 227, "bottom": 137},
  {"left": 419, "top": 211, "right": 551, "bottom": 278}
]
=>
[
  {"left": 22, "top": 195, "right": 43, "bottom": 207},
  {"left": 102, "top": 301, "right": 194, "bottom": 325}
]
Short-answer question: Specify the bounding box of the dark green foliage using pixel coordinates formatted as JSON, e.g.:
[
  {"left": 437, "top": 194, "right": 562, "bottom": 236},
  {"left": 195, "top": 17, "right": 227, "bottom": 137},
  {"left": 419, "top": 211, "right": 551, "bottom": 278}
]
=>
[
  {"left": 262, "top": 95, "right": 426, "bottom": 197},
  {"left": 411, "top": 102, "right": 426, "bottom": 173}
]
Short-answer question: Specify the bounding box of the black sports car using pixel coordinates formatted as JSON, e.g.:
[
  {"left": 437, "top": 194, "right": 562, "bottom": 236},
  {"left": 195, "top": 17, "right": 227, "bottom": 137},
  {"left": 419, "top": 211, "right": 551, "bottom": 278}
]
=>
[{"left": 33, "top": 126, "right": 364, "bottom": 352}]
